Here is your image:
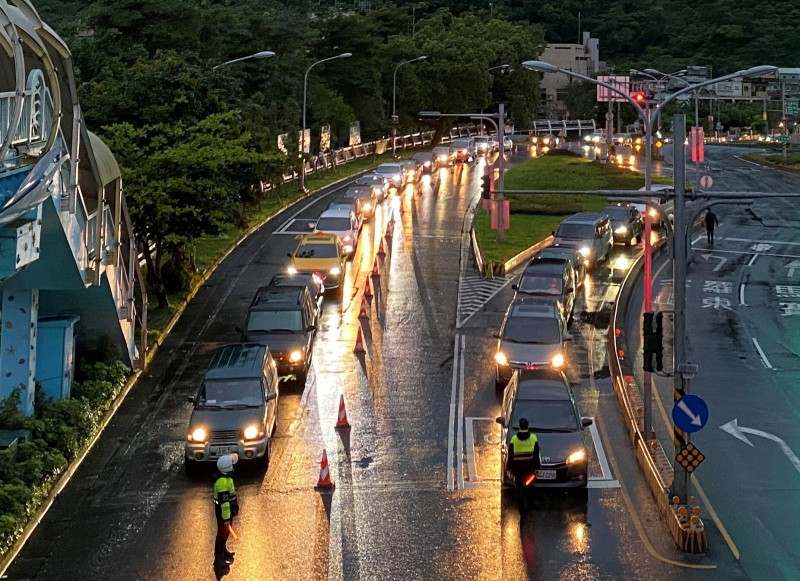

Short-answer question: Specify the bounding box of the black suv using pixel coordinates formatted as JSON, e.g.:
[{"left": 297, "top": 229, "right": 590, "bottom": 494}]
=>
[
  {"left": 238, "top": 286, "right": 318, "bottom": 383},
  {"left": 602, "top": 204, "right": 643, "bottom": 247}
]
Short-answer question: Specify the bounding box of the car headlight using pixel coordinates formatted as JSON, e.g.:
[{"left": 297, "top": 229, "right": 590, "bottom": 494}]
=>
[
  {"left": 615, "top": 225, "right": 628, "bottom": 234},
  {"left": 551, "top": 353, "right": 565, "bottom": 368},
  {"left": 189, "top": 427, "right": 206, "bottom": 443},
  {"left": 616, "top": 155, "right": 623, "bottom": 164},
  {"left": 567, "top": 450, "right": 587, "bottom": 464},
  {"left": 289, "top": 350, "right": 303, "bottom": 363},
  {"left": 329, "top": 266, "right": 341, "bottom": 276},
  {"left": 343, "top": 244, "right": 354, "bottom": 253},
  {"left": 287, "top": 266, "right": 298, "bottom": 274},
  {"left": 312, "top": 273, "right": 325, "bottom": 285},
  {"left": 392, "top": 174, "right": 401, "bottom": 181},
  {"left": 629, "top": 156, "right": 636, "bottom": 164},
  {"left": 424, "top": 161, "right": 431, "bottom": 167},
  {"left": 363, "top": 202, "right": 373, "bottom": 212},
  {"left": 648, "top": 209, "right": 658, "bottom": 218},
  {"left": 494, "top": 352, "right": 509, "bottom": 366},
  {"left": 343, "top": 235, "right": 352, "bottom": 242},
  {"left": 614, "top": 256, "right": 630, "bottom": 271},
  {"left": 578, "top": 247, "right": 590, "bottom": 257},
  {"left": 243, "top": 424, "right": 262, "bottom": 440},
  {"left": 438, "top": 155, "right": 447, "bottom": 162}
]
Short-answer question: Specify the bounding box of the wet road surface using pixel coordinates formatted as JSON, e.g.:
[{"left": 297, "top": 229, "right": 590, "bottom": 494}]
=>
[{"left": 6, "top": 151, "right": 746, "bottom": 580}]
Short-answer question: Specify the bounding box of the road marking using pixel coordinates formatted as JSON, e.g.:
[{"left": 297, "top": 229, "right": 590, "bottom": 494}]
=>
[
  {"left": 456, "top": 274, "right": 514, "bottom": 328},
  {"left": 720, "top": 419, "right": 800, "bottom": 475},
  {"left": 724, "top": 237, "right": 800, "bottom": 247},
  {"left": 275, "top": 186, "right": 341, "bottom": 232},
  {"left": 446, "top": 335, "right": 460, "bottom": 491},
  {"left": 752, "top": 337, "right": 774, "bottom": 369},
  {"left": 735, "top": 154, "right": 762, "bottom": 167},
  {"left": 786, "top": 259, "right": 800, "bottom": 277},
  {"left": 588, "top": 420, "right": 612, "bottom": 480},
  {"left": 701, "top": 253, "right": 727, "bottom": 272},
  {"left": 456, "top": 334, "right": 466, "bottom": 489},
  {"left": 692, "top": 235, "right": 704, "bottom": 246},
  {"left": 747, "top": 253, "right": 759, "bottom": 267},
  {"left": 465, "top": 416, "right": 493, "bottom": 483},
  {"left": 693, "top": 248, "right": 800, "bottom": 260},
  {"left": 739, "top": 283, "right": 746, "bottom": 306}
]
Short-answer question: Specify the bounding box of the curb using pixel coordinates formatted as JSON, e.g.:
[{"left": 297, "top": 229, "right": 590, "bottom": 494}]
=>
[
  {"left": 741, "top": 153, "right": 800, "bottom": 175},
  {"left": 0, "top": 169, "right": 367, "bottom": 576}
]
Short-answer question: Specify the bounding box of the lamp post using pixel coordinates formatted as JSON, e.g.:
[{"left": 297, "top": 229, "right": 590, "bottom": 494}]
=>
[
  {"left": 212, "top": 50, "right": 275, "bottom": 71},
  {"left": 392, "top": 56, "right": 427, "bottom": 156},
  {"left": 301, "top": 52, "right": 352, "bottom": 192},
  {"left": 522, "top": 60, "right": 776, "bottom": 501}
]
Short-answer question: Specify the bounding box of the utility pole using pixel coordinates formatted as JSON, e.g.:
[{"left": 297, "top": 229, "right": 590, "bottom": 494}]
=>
[
  {"left": 671, "top": 114, "right": 691, "bottom": 501},
  {"left": 496, "top": 103, "right": 506, "bottom": 242}
]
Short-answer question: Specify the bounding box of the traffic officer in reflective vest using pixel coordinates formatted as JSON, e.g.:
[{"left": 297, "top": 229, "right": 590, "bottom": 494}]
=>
[
  {"left": 507, "top": 418, "right": 541, "bottom": 488},
  {"left": 213, "top": 454, "right": 239, "bottom": 565}
]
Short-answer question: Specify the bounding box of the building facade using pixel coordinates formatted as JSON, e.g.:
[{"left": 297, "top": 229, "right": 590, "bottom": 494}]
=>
[{"left": 539, "top": 32, "right": 603, "bottom": 118}]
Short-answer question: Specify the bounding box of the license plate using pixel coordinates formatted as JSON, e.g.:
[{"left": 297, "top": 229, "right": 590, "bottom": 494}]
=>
[
  {"left": 536, "top": 469, "right": 557, "bottom": 480},
  {"left": 211, "top": 445, "right": 238, "bottom": 457}
]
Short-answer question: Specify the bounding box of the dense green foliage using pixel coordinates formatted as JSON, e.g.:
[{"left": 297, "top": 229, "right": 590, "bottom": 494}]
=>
[{"left": 0, "top": 362, "right": 129, "bottom": 553}]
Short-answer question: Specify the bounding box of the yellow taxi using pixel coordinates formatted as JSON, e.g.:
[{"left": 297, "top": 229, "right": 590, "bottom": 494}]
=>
[{"left": 287, "top": 232, "right": 346, "bottom": 296}]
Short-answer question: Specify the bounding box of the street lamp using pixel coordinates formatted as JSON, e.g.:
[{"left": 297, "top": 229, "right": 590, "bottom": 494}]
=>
[
  {"left": 212, "top": 50, "right": 275, "bottom": 70},
  {"left": 392, "top": 56, "right": 427, "bottom": 156},
  {"left": 522, "top": 59, "right": 776, "bottom": 501},
  {"left": 488, "top": 64, "right": 512, "bottom": 74},
  {"left": 301, "top": 52, "right": 352, "bottom": 192}
]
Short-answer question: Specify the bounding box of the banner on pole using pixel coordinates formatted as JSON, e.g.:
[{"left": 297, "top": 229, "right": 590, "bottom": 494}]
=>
[
  {"left": 320, "top": 125, "right": 331, "bottom": 151},
  {"left": 490, "top": 200, "right": 510, "bottom": 230},
  {"left": 277, "top": 133, "right": 288, "bottom": 154},
  {"left": 299, "top": 129, "right": 310, "bottom": 154},
  {"left": 691, "top": 127, "right": 705, "bottom": 162}
]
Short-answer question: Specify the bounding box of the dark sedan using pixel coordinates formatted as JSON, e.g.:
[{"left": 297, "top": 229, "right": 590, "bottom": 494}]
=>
[{"left": 603, "top": 204, "right": 643, "bottom": 246}]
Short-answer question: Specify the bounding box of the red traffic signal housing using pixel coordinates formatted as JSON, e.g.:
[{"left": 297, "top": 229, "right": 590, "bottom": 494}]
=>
[{"left": 632, "top": 91, "right": 646, "bottom": 105}]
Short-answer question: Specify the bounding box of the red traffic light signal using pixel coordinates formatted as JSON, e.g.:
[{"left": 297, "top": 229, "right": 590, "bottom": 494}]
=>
[{"left": 632, "top": 91, "right": 646, "bottom": 105}]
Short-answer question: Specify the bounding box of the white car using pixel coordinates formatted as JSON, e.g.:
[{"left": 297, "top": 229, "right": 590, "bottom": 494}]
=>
[
  {"left": 311, "top": 207, "right": 360, "bottom": 257},
  {"left": 635, "top": 185, "right": 674, "bottom": 229},
  {"left": 375, "top": 163, "right": 405, "bottom": 189}
]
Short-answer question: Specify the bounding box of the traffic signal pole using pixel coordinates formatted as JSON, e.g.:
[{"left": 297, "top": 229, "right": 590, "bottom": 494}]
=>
[
  {"left": 496, "top": 103, "right": 506, "bottom": 242},
  {"left": 671, "top": 115, "right": 691, "bottom": 502}
]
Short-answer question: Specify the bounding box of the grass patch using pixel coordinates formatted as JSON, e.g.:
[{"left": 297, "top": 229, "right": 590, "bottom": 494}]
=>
[
  {"left": 146, "top": 151, "right": 406, "bottom": 340},
  {"left": 751, "top": 152, "right": 800, "bottom": 169},
  {"left": 478, "top": 155, "right": 673, "bottom": 263}
]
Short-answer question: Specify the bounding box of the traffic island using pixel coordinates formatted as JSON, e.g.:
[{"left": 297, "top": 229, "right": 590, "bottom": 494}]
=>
[{"left": 608, "top": 243, "right": 707, "bottom": 554}]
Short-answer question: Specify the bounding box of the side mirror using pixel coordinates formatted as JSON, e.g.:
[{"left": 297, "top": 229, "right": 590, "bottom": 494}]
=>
[
  {"left": 511, "top": 284, "right": 519, "bottom": 291},
  {"left": 186, "top": 395, "right": 195, "bottom": 404},
  {"left": 492, "top": 331, "right": 501, "bottom": 339},
  {"left": 495, "top": 416, "right": 506, "bottom": 427},
  {"left": 581, "top": 417, "right": 593, "bottom": 428},
  {"left": 266, "top": 392, "right": 278, "bottom": 402}
]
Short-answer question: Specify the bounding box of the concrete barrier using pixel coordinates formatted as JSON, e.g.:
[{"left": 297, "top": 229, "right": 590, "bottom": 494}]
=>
[
  {"left": 608, "top": 242, "right": 707, "bottom": 554},
  {"left": 501, "top": 235, "right": 554, "bottom": 275}
]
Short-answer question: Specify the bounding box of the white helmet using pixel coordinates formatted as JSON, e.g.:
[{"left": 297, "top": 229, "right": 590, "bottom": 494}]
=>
[{"left": 216, "top": 453, "right": 238, "bottom": 473}]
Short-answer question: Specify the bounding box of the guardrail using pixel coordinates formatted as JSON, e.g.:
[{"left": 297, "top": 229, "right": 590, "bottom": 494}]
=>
[{"left": 608, "top": 241, "right": 707, "bottom": 554}]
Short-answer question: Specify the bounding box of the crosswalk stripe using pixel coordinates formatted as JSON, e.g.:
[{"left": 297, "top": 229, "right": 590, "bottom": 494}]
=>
[{"left": 456, "top": 273, "right": 514, "bottom": 327}]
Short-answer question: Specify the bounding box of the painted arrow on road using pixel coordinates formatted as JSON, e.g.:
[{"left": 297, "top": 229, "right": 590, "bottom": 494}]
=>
[
  {"left": 785, "top": 260, "right": 800, "bottom": 278},
  {"left": 720, "top": 419, "right": 800, "bottom": 475},
  {"left": 701, "top": 253, "right": 728, "bottom": 272}
]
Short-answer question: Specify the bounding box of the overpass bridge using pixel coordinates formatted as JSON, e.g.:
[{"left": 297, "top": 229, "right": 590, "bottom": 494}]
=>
[{"left": 0, "top": 1, "right": 145, "bottom": 415}]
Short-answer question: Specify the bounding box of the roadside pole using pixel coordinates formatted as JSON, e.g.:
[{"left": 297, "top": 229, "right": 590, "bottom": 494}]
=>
[
  {"left": 496, "top": 103, "right": 506, "bottom": 242},
  {"left": 671, "top": 114, "right": 690, "bottom": 501},
  {"left": 642, "top": 102, "right": 654, "bottom": 440}
]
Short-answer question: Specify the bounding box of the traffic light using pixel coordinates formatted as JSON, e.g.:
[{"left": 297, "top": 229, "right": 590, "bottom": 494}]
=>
[
  {"left": 632, "top": 91, "right": 646, "bottom": 105},
  {"left": 481, "top": 169, "right": 492, "bottom": 199},
  {"left": 642, "top": 311, "right": 663, "bottom": 372}
]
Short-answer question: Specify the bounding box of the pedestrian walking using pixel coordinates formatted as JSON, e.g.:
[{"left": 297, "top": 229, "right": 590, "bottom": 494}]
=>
[
  {"left": 704, "top": 209, "right": 719, "bottom": 244},
  {"left": 213, "top": 454, "right": 239, "bottom": 565}
]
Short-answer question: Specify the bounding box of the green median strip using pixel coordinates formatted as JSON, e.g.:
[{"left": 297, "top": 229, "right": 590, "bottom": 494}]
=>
[{"left": 477, "top": 155, "right": 673, "bottom": 264}]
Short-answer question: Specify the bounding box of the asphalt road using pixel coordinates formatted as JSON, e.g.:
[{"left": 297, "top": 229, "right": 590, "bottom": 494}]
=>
[
  {"left": 625, "top": 145, "right": 800, "bottom": 580},
  {"left": 6, "top": 148, "right": 748, "bottom": 580}
]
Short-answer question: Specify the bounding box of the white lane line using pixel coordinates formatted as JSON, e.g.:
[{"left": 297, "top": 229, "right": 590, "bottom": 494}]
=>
[
  {"left": 588, "top": 479, "right": 622, "bottom": 489},
  {"left": 747, "top": 253, "right": 759, "bottom": 267},
  {"left": 275, "top": 185, "right": 342, "bottom": 232},
  {"left": 456, "top": 334, "right": 466, "bottom": 488},
  {"left": 456, "top": 335, "right": 466, "bottom": 489},
  {"left": 739, "top": 283, "right": 747, "bottom": 306},
  {"left": 752, "top": 337, "right": 774, "bottom": 369},
  {"left": 465, "top": 416, "right": 494, "bottom": 483},
  {"left": 588, "top": 420, "right": 613, "bottom": 480},
  {"left": 735, "top": 155, "right": 762, "bottom": 167},
  {"left": 691, "top": 235, "right": 704, "bottom": 246},
  {"left": 446, "top": 335, "right": 459, "bottom": 490},
  {"left": 697, "top": 248, "right": 800, "bottom": 260}
]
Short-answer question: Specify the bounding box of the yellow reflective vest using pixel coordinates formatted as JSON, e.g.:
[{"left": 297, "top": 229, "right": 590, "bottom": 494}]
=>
[
  {"left": 213, "top": 475, "right": 237, "bottom": 522},
  {"left": 510, "top": 432, "right": 538, "bottom": 462}
]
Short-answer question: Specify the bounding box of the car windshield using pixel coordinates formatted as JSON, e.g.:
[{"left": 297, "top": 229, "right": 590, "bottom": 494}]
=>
[
  {"left": 511, "top": 400, "right": 578, "bottom": 432},
  {"left": 246, "top": 309, "right": 303, "bottom": 333},
  {"left": 556, "top": 224, "right": 595, "bottom": 239},
  {"left": 433, "top": 147, "right": 450, "bottom": 155},
  {"left": 453, "top": 140, "right": 471, "bottom": 148},
  {"left": 355, "top": 175, "right": 383, "bottom": 186},
  {"left": 295, "top": 242, "right": 338, "bottom": 258},
  {"left": 539, "top": 251, "right": 571, "bottom": 263},
  {"left": 504, "top": 318, "right": 561, "bottom": 344},
  {"left": 519, "top": 275, "right": 562, "bottom": 295},
  {"left": 316, "top": 217, "right": 352, "bottom": 232},
  {"left": 344, "top": 189, "right": 368, "bottom": 199},
  {"left": 199, "top": 379, "right": 263, "bottom": 408},
  {"left": 604, "top": 207, "right": 631, "bottom": 219},
  {"left": 377, "top": 165, "right": 401, "bottom": 174}
]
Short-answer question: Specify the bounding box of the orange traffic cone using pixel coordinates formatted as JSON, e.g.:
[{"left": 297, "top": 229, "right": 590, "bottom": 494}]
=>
[
  {"left": 316, "top": 449, "right": 334, "bottom": 489},
  {"left": 371, "top": 259, "right": 380, "bottom": 277},
  {"left": 358, "top": 296, "right": 369, "bottom": 319},
  {"left": 335, "top": 394, "right": 350, "bottom": 428},
  {"left": 364, "top": 278, "right": 373, "bottom": 298},
  {"left": 353, "top": 326, "right": 366, "bottom": 354},
  {"left": 377, "top": 239, "right": 386, "bottom": 256}
]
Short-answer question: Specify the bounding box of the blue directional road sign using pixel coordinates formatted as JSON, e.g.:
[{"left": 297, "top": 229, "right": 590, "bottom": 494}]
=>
[{"left": 672, "top": 394, "right": 709, "bottom": 433}]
